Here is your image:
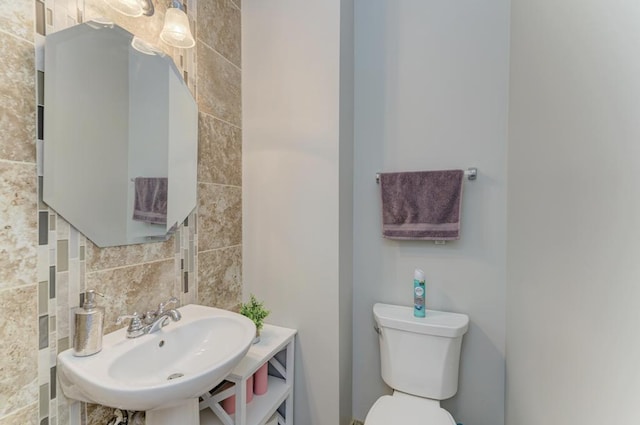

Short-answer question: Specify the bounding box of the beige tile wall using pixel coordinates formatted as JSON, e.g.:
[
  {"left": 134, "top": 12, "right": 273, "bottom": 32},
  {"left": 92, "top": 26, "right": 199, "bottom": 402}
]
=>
[{"left": 0, "top": 1, "right": 242, "bottom": 424}]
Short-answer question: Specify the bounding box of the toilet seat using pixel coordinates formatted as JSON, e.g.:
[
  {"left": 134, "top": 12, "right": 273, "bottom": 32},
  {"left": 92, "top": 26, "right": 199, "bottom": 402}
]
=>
[{"left": 364, "top": 393, "right": 456, "bottom": 425}]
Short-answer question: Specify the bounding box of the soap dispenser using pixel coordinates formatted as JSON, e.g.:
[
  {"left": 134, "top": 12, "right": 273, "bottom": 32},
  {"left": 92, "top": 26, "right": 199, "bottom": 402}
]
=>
[{"left": 73, "top": 289, "right": 105, "bottom": 357}]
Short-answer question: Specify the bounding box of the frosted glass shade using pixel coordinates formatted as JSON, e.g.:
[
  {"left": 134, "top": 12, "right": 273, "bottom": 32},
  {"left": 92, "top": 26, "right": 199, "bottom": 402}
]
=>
[
  {"left": 160, "top": 8, "right": 195, "bottom": 49},
  {"left": 103, "top": 0, "right": 143, "bottom": 17}
]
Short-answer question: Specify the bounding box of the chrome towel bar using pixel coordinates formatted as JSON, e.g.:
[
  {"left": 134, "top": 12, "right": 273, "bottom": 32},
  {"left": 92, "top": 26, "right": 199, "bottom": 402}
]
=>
[{"left": 375, "top": 167, "right": 477, "bottom": 184}]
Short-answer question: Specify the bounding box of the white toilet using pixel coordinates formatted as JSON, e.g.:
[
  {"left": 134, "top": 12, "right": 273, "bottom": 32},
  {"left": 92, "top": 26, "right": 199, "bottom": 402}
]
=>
[{"left": 365, "top": 303, "right": 469, "bottom": 425}]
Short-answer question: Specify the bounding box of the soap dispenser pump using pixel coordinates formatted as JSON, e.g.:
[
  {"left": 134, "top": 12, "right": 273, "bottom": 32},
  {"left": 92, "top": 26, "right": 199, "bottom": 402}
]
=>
[{"left": 73, "top": 289, "right": 105, "bottom": 357}]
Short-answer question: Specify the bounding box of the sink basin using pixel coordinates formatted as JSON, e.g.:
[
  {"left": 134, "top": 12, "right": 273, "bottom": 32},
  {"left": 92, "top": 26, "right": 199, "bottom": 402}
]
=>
[{"left": 57, "top": 304, "right": 256, "bottom": 415}]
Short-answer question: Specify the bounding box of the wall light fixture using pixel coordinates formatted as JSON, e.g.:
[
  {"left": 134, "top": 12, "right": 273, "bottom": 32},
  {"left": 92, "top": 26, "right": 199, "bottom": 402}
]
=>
[
  {"left": 103, "top": 0, "right": 195, "bottom": 49},
  {"left": 160, "top": 5, "right": 195, "bottom": 48}
]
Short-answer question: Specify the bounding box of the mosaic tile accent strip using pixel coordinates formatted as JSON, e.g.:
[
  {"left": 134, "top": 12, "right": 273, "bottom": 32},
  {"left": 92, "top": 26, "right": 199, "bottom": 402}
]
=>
[
  {"left": 50, "top": 367, "right": 57, "bottom": 399},
  {"left": 37, "top": 105, "right": 44, "bottom": 139},
  {"left": 38, "top": 281, "right": 48, "bottom": 315},
  {"left": 56, "top": 240, "right": 69, "bottom": 273},
  {"left": 39, "top": 384, "right": 48, "bottom": 419},
  {"left": 35, "top": 1, "right": 46, "bottom": 36},
  {"left": 38, "top": 315, "right": 49, "bottom": 349},
  {"left": 49, "top": 267, "right": 55, "bottom": 298},
  {"left": 37, "top": 70, "right": 44, "bottom": 104},
  {"left": 181, "top": 211, "right": 199, "bottom": 306},
  {"left": 39, "top": 211, "right": 49, "bottom": 245},
  {"left": 38, "top": 177, "right": 46, "bottom": 209}
]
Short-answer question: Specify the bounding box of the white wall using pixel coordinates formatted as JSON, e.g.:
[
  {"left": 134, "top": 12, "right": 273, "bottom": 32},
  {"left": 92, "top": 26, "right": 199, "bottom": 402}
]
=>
[
  {"left": 242, "top": 1, "right": 353, "bottom": 424},
  {"left": 352, "top": 1, "right": 510, "bottom": 424},
  {"left": 507, "top": 1, "right": 640, "bottom": 423}
]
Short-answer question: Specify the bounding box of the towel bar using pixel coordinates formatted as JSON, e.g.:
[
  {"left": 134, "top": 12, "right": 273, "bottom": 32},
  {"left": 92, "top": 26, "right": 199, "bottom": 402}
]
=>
[{"left": 375, "top": 167, "right": 477, "bottom": 184}]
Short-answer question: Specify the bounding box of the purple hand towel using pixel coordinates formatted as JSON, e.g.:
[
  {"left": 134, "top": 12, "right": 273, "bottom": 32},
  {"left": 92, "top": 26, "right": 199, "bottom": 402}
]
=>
[
  {"left": 379, "top": 170, "right": 464, "bottom": 240},
  {"left": 133, "top": 177, "right": 168, "bottom": 225}
]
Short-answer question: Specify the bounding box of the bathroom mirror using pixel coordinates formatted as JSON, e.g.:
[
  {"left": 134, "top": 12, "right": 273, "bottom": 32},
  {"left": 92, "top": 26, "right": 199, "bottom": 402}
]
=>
[{"left": 43, "top": 21, "right": 197, "bottom": 247}]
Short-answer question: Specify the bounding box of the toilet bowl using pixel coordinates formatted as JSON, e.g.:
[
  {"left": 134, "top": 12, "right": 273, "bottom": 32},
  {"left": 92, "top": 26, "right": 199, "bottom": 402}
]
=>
[{"left": 364, "top": 303, "right": 469, "bottom": 425}]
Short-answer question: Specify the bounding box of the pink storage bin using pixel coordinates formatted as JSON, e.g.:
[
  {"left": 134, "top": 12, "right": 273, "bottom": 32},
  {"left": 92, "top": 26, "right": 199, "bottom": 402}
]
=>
[
  {"left": 221, "top": 376, "right": 254, "bottom": 415},
  {"left": 253, "top": 363, "right": 269, "bottom": 395}
]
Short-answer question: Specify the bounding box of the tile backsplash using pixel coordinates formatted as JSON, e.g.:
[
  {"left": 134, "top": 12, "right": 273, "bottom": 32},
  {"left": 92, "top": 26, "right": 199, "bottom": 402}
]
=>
[{"left": 0, "top": 1, "right": 242, "bottom": 424}]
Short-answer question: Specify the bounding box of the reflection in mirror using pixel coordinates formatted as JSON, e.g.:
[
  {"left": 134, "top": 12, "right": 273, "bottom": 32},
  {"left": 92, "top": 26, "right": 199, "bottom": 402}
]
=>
[{"left": 43, "top": 20, "right": 197, "bottom": 247}]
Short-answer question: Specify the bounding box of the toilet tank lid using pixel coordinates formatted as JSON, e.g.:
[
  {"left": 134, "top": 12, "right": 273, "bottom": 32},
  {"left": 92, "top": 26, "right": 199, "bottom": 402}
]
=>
[{"left": 373, "top": 303, "right": 469, "bottom": 338}]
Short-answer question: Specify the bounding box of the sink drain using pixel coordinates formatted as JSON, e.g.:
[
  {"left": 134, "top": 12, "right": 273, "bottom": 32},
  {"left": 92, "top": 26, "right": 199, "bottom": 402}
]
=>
[{"left": 167, "top": 373, "right": 184, "bottom": 380}]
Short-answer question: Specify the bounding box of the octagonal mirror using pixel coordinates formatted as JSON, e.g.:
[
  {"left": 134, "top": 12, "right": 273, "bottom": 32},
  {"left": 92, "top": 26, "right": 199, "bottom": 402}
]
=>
[{"left": 43, "top": 20, "right": 197, "bottom": 247}]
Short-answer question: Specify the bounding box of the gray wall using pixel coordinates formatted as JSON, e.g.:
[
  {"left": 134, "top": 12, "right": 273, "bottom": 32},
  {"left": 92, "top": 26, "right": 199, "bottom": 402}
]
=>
[
  {"left": 242, "top": 1, "right": 354, "bottom": 424},
  {"left": 507, "top": 1, "right": 640, "bottom": 423},
  {"left": 352, "top": 1, "right": 510, "bottom": 424},
  {"left": 339, "top": 0, "right": 355, "bottom": 424}
]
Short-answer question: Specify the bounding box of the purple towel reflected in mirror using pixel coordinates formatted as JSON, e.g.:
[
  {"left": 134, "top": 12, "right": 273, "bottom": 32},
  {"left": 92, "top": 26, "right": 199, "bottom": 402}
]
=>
[
  {"left": 133, "top": 177, "right": 168, "bottom": 225},
  {"left": 379, "top": 170, "right": 464, "bottom": 240}
]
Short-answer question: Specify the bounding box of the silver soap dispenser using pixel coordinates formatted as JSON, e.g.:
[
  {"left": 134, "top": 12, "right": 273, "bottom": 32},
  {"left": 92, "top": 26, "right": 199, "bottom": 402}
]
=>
[{"left": 73, "top": 289, "right": 105, "bottom": 357}]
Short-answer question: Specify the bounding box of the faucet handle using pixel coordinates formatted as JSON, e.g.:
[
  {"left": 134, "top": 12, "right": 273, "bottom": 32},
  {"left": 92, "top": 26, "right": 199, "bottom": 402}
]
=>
[
  {"left": 157, "top": 297, "right": 179, "bottom": 313},
  {"left": 116, "top": 312, "right": 142, "bottom": 328},
  {"left": 116, "top": 312, "right": 145, "bottom": 338}
]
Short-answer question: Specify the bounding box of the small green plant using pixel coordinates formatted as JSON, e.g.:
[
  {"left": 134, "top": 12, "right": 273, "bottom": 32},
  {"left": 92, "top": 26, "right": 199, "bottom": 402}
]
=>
[{"left": 240, "top": 294, "right": 270, "bottom": 333}]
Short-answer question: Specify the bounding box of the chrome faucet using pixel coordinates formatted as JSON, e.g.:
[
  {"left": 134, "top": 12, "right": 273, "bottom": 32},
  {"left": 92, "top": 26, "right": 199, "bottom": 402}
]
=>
[{"left": 117, "top": 297, "right": 182, "bottom": 338}]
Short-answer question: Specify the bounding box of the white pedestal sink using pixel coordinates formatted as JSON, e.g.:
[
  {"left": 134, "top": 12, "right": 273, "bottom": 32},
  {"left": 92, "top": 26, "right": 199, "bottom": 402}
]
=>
[{"left": 57, "top": 304, "right": 256, "bottom": 425}]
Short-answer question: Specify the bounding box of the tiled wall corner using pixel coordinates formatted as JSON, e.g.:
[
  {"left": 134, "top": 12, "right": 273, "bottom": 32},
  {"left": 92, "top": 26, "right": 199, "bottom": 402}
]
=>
[{"left": 195, "top": 0, "right": 243, "bottom": 312}]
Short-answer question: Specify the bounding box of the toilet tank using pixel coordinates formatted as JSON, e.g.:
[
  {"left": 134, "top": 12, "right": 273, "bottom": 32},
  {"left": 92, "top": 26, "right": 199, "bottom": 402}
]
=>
[{"left": 374, "top": 303, "right": 469, "bottom": 400}]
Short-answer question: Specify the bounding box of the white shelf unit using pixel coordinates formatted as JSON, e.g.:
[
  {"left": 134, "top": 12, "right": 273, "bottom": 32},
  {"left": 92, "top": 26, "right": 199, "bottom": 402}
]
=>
[{"left": 199, "top": 324, "right": 297, "bottom": 425}]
